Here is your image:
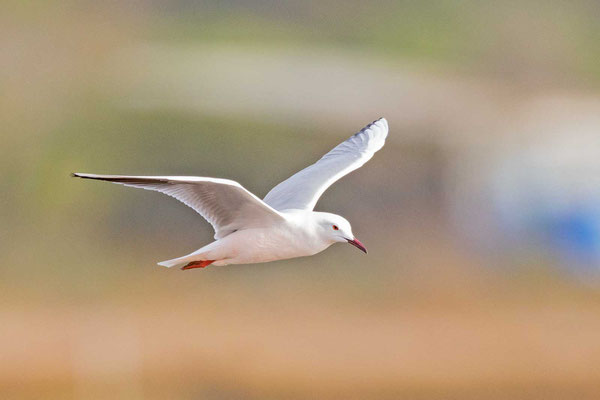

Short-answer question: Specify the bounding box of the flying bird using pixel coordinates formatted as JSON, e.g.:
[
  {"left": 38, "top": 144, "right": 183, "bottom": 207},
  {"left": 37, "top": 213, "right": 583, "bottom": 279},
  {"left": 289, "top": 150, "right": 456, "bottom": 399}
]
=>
[{"left": 72, "top": 118, "right": 388, "bottom": 270}]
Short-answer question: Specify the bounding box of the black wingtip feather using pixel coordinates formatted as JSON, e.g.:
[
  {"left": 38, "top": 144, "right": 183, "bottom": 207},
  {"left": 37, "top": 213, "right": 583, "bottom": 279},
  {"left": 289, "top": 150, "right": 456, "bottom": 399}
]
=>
[{"left": 70, "top": 174, "right": 175, "bottom": 185}]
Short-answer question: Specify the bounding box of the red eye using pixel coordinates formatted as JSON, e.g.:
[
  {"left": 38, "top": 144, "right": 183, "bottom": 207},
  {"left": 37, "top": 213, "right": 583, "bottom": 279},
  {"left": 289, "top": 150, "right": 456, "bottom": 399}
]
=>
[{"left": 332, "top": 225, "right": 339, "bottom": 230}]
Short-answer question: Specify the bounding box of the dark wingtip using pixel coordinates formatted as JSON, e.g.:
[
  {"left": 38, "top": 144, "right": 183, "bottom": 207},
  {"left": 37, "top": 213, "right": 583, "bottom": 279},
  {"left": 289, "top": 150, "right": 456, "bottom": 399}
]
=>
[
  {"left": 71, "top": 173, "right": 78, "bottom": 178},
  {"left": 364, "top": 117, "right": 387, "bottom": 131}
]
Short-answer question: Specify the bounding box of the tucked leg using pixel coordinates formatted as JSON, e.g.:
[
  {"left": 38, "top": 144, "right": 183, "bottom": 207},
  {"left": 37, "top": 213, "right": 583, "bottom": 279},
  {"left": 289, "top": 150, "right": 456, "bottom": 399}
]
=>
[{"left": 181, "top": 260, "right": 215, "bottom": 270}]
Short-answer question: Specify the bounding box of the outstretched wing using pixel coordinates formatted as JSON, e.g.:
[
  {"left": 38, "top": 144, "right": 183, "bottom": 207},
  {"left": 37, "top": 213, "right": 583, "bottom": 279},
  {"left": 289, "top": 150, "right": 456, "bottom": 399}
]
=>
[
  {"left": 72, "top": 173, "right": 285, "bottom": 239},
  {"left": 263, "top": 118, "right": 388, "bottom": 211}
]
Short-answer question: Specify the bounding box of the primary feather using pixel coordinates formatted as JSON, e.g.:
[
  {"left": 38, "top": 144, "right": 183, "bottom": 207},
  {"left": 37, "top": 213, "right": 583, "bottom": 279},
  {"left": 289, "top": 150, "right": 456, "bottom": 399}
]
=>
[{"left": 71, "top": 174, "right": 285, "bottom": 239}]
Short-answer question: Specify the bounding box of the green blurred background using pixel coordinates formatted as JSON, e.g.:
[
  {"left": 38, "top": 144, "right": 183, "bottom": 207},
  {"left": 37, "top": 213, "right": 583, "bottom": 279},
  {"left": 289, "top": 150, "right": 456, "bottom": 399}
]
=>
[{"left": 3, "top": 1, "right": 600, "bottom": 399}]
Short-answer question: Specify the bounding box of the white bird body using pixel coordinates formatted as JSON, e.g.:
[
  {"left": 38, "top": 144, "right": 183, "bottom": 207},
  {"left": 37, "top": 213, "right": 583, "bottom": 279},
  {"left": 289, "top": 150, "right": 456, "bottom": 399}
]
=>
[
  {"left": 167, "top": 211, "right": 336, "bottom": 267},
  {"left": 73, "top": 118, "right": 388, "bottom": 270}
]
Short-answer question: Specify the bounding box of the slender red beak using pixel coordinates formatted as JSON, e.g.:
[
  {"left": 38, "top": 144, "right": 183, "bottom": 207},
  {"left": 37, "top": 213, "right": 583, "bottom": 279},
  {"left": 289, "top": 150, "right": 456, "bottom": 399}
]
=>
[{"left": 347, "top": 238, "right": 367, "bottom": 254}]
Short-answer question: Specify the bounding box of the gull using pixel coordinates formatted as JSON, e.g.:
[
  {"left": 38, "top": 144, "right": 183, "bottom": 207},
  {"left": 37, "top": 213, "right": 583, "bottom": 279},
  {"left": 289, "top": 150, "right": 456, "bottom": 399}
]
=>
[{"left": 72, "top": 118, "right": 388, "bottom": 270}]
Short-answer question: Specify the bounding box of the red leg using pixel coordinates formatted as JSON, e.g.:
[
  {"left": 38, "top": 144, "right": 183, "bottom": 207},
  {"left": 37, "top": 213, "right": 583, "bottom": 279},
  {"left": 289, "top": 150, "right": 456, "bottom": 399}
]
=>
[{"left": 181, "top": 260, "right": 215, "bottom": 270}]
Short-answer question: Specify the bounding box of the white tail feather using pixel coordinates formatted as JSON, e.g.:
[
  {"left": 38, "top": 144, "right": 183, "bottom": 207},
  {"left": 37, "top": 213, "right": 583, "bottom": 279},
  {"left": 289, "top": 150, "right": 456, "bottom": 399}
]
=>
[
  {"left": 157, "top": 253, "right": 201, "bottom": 268},
  {"left": 157, "top": 258, "right": 188, "bottom": 268},
  {"left": 157, "top": 246, "right": 213, "bottom": 268}
]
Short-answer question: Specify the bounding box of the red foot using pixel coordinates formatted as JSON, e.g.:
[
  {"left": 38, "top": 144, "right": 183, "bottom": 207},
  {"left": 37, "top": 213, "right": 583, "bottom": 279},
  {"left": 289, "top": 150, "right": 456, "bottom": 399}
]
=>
[{"left": 181, "top": 260, "right": 215, "bottom": 270}]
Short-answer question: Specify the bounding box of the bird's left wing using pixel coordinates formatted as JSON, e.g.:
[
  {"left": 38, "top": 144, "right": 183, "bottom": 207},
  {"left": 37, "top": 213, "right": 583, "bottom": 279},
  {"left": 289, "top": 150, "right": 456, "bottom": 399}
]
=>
[
  {"left": 72, "top": 173, "right": 285, "bottom": 239},
  {"left": 263, "top": 118, "right": 388, "bottom": 211}
]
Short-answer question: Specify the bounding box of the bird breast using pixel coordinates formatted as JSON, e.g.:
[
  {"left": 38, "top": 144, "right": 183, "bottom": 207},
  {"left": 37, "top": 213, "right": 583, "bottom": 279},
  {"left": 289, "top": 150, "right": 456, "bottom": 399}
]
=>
[{"left": 218, "top": 222, "right": 329, "bottom": 264}]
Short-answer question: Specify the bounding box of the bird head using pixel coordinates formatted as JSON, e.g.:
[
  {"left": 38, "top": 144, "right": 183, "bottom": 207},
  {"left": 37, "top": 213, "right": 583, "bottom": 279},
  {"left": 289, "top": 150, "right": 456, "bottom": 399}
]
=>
[{"left": 316, "top": 212, "right": 367, "bottom": 254}]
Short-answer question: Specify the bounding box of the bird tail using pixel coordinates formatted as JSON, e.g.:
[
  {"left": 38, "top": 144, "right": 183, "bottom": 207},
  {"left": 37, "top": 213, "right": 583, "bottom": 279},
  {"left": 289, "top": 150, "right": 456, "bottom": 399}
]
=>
[
  {"left": 157, "top": 244, "right": 215, "bottom": 268},
  {"left": 157, "top": 257, "right": 190, "bottom": 269}
]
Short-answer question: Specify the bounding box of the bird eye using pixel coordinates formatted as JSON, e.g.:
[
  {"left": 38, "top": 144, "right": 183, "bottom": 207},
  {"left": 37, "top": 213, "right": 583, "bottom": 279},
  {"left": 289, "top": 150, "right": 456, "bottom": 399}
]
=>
[{"left": 332, "top": 225, "right": 339, "bottom": 230}]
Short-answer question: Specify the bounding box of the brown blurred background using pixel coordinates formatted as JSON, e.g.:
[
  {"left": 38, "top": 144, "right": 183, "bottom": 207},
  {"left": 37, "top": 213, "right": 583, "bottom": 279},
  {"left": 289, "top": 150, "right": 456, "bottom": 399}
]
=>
[{"left": 3, "top": 1, "right": 600, "bottom": 399}]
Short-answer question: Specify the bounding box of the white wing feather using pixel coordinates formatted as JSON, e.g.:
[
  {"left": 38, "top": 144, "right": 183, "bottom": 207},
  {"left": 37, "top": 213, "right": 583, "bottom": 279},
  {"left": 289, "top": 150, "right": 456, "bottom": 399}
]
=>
[
  {"left": 263, "top": 118, "right": 388, "bottom": 211},
  {"left": 72, "top": 174, "right": 285, "bottom": 239}
]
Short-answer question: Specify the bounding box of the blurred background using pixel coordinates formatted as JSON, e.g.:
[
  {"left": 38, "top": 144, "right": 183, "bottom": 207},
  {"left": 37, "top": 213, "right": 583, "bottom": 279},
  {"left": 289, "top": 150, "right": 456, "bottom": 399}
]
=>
[{"left": 3, "top": 1, "right": 600, "bottom": 399}]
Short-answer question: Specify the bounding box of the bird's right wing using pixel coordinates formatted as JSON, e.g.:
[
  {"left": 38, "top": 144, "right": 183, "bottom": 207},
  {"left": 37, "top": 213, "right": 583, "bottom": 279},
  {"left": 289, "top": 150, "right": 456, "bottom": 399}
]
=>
[
  {"left": 263, "top": 118, "right": 388, "bottom": 211},
  {"left": 72, "top": 173, "right": 285, "bottom": 239}
]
